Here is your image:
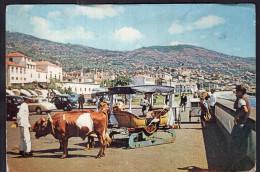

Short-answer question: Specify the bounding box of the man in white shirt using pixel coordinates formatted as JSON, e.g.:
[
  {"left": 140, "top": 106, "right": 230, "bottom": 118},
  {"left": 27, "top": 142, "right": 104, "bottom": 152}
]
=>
[
  {"left": 140, "top": 94, "right": 150, "bottom": 117},
  {"left": 15, "top": 98, "right": 33, "bottom": 157},
  {"left": 209, "top": 89, "right": 217, "bottom": 122}
]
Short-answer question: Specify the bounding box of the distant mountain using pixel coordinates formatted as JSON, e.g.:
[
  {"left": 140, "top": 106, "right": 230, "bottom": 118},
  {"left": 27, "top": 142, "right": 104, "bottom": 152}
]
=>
[{"left": 6, "top": 31, "right": 255, "bottom": 75}]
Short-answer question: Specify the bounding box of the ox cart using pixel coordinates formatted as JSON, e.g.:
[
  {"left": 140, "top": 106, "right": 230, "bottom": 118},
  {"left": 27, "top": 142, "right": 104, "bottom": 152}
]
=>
[{"left": 106, "top": 85, "right": 179, "bottom": 149}]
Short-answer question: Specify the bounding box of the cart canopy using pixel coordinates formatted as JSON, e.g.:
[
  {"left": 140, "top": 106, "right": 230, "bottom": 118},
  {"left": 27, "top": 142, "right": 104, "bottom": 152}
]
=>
[{"left": 108, "top": 85, "right": 175, "bottom": 95}]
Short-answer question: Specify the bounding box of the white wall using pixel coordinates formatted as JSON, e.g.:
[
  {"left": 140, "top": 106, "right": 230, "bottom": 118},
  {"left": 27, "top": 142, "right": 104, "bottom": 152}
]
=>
[
  {"left": 7, "top": 65, "right": 27, "bottom": 84},
  {"left": 62, "top": 82, "right": 100, "bottom": 95}
]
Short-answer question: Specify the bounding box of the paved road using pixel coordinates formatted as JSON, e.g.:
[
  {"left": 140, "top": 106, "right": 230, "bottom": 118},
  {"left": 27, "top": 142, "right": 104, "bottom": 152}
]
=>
[{"left": 6, "top": 107, "right": 228, "bottom": 172}]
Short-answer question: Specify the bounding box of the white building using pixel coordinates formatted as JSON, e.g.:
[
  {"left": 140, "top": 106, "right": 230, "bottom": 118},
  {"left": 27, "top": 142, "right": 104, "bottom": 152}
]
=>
[
  {"left": 132, "top": 74, "right": 155, "bottom": 85},
  {"left": 6, "top": 53, "right": 37, "bottom": 83},
  {"left": 6, "top": 60, "right": 26, "bottom": 86},
  {"left": 62, "top": 82, "right": 100, "bottom": 97},
  {"left": 6, "top": 53, "right": 64, "bottom": 87},
  {"left": 36, "top": 68, "right": 48, "bottom": 83},
  {"left": 175, "top": 82, "right": 198, "bottom": 93},
  {"left": 36, "top": 61, "right": 63, "bottom": 82}
]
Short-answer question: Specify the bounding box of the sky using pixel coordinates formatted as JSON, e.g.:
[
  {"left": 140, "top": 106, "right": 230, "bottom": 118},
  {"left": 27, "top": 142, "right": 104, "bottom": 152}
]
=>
[{"left": 6, "top": 4, "right": 255, "bottom": 57}]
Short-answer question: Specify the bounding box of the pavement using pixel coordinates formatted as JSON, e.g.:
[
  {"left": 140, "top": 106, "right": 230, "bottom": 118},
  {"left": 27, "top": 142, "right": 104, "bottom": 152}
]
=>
[{"left": 6, "top": 103, "right": 230, "bottom": 172}]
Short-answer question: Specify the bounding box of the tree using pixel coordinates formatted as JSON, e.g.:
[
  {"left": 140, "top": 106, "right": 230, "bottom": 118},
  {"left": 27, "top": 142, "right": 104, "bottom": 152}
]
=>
[{"left": 114, "top": 76, "right": 132, "bottom": 86}]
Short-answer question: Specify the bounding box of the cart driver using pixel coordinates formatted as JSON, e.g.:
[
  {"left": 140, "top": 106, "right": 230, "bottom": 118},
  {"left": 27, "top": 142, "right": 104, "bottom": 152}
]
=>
[{"left": 140, "top": 94, "right": 150, "bottom": 117}]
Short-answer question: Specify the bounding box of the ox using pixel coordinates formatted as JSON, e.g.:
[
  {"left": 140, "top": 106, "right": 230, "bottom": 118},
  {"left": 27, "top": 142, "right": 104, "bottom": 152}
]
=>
[{"left": 30, "top": 109, "right": 111, "bottom": 159}]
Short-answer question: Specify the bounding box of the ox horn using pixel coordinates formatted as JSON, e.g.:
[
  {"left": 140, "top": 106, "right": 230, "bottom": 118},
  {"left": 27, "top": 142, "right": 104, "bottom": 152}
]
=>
[
  {"left": 47, "top": 113, "right": 55, "bottom": 134},
  {"left": 47, "top": 113, "right": 53, "bottom": 123}
]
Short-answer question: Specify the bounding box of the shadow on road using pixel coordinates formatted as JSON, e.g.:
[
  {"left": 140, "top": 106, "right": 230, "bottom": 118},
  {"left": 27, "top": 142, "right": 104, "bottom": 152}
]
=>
[
  {"left": 75, "top": 139, "right": 128, "bottom": 149},
  {"left": 202, "top": 122, "right": 229, "bottom": 171},
  {"left": 177, "top": 166, "right": 219, "bottom": 172}
]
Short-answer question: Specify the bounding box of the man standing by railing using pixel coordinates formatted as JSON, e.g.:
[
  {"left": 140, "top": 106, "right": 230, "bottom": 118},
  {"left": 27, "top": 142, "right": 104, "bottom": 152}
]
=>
[
  {"left": 228, "top": 85, "right": 251, "bottom": 170},
  {"left": 209, "top": 88, "right": 216, "bottom": 122},
  {"left": 233, "top": 85, "right": 251, "bottom": 127}
]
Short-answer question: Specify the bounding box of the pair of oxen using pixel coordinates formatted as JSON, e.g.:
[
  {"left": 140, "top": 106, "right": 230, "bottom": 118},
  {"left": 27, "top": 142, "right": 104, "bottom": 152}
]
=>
[{"left": 30, "top": 104, "right": 111, "bottom": 159}]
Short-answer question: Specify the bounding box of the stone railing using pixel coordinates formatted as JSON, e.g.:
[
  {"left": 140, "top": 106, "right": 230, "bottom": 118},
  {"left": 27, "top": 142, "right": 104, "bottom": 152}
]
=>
[{"left": 215, "top": 99, "right": 256, "bottom": 171}]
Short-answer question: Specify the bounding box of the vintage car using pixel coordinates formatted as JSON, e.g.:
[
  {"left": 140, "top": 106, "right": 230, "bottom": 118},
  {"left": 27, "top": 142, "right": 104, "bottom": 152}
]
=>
[
  {"left": 6, "top": 95, "right": 24, "bottom": 120},
  {"left": 28, "top": 98, "right": 57, "bottom": 114},
  {"left": 51, "top": 95, "right": 77, "bottom": 111},
  {"left": 70, "top": 94, "right": 79, "bottom": 103}
]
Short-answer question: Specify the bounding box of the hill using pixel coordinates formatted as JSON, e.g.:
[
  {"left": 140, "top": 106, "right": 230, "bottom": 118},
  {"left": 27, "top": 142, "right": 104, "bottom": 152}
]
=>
[{"left": 6, "top": 31, "right": 255, "bottom": 76}]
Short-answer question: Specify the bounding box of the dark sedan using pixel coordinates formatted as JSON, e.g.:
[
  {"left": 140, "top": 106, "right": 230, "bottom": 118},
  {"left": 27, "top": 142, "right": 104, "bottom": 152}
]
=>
[{"left": 6, "top": 95, "right": 24, "bottom": 120}]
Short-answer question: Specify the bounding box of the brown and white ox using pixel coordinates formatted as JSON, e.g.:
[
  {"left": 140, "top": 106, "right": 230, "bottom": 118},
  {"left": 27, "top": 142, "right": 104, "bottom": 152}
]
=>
[{"left": 30, "top": 109, "right": 111, "bottom": 159}]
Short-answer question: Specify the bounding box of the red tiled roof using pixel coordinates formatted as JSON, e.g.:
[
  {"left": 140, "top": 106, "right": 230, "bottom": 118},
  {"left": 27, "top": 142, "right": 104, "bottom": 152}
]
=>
[
  {"left": 134, "top": 74, "right": 151, "bottom": 78},
  {"left": 6, "top": 60, "right": 26, "bottom": 68},
  {"left": 36, "top": 68, "right": 48, "bottom": 73},
  {"left": 36, "top": 61, "right": 58, "bottom": 67},
  {"left": 6, "top": 52, "right": 25, "bottom": 58}
]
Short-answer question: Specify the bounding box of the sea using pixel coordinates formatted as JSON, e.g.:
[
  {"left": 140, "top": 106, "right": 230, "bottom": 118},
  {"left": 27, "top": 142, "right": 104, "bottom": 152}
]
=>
[{"left": 215, "top": 91, "right": 256, "bottom": 107}]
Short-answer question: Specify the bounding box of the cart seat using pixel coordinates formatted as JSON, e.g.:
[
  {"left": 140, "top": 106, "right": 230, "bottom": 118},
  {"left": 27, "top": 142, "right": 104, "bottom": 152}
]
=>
[{"left": 113, "top": 110, "right": 147, "bottom": 128}]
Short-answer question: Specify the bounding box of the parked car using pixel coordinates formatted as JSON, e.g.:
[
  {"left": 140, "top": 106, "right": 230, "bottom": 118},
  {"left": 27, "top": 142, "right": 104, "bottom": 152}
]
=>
[
  {"left": 51, "top": 95, "right": 77, "bottom": 111},
  {"left": 6, "top": 95, "right": 24, "bottom": 120},
  {"left": 28, "top": 98, "right": 57, "bottom": 114},
  {"left": 70, "top": 94, "right": 79, "bottom": 103}
]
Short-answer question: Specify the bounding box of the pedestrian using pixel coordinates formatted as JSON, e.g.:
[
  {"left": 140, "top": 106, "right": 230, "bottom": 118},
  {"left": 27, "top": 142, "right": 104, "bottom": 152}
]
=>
[
  {"left": 233, "top": 85, "right": 251, "bottom": 127},
  {"left": 199, "top": 97, "right": 210, "bottom": 129},
  {"left": 78, "top": 93, "right": 85, "bottom": 110},
  {"left": 98, "top": 97, "right": 108, "bottom": 110},
  {"left": 228, "top": 85, "right": 251, "bottom": 169},
  {"left": 193, "top": 92, "right": 198, "bottom": 98},
  {"left": 209, "top": 88, "right": 217, "bottom": 122},
  {"left": 12, "top": 98, "right": 33, "bottom": 157},
  {"left": 179, "top": 93, "right": 187, "bottom": 112},
  {"left": 140, "top": 94, "right": 150, "bottom": 117}
]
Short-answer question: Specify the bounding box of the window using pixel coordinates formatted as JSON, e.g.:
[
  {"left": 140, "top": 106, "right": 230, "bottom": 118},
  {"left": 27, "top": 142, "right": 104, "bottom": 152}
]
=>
[
  {"left": 24, "top": 68, "right": 26, "bottom": 74},
  {"left": 16, "top": 77, "right": 18, "bottom": 80},
  {"left": 31, "top": 74, "right": 32, "bottom": 78},
  {"left": 89, "top": 88, "right": 91, "bottom": 91},
  {"left": 27, "top": 65, "right": 29, "bottom": 69},
  {"left": 55, "top": 74, "right": 56, "bottom": 78},
  {"left": 75, "top": 88, "right": 77, "bottom": 91},
  {"left": 20, "top": 68, "right": 23, "bottom": 74},
  {"left": 24, "top": 78, "right": 26, "bottom": 81},
  {"left": 16, "top": 67, "right": 18, "bottom": 73},
  {"left": 20, "top": 77, "right": 22, "bottom": 80},
  {"left": 38, "top": 74, "right": 40, "bottom": 78},
  {"left": 46, "top": 74, "right": 47, "bottom": 79},
  {"left": 85, "top": 88, "right": 86, "bottom": 91},
  {"left": 11, "top": 77, "right": 14, "bottom": 80},
  {"left": 80, "top": 88, "right": 82, "bottom": 91},
  {"left": 11, "top": 67, "right": 14, "bottom": 73}
]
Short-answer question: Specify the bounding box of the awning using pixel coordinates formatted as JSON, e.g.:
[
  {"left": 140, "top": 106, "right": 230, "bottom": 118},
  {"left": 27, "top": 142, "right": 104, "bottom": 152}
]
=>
[
  {"left": 132, "top": 85, "right": 175, "bottom": 93},
  {"left": 108, "top": 85, "right": 175, "bottom": 94}
]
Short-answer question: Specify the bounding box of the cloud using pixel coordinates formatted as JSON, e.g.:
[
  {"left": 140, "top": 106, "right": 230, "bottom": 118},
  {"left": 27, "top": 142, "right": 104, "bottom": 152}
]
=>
[
  {"left": 200, "top": 35, "right": 207, "bottom": 39},
  {"left": 65, "top": 5, "right": 125, "bottom": 19},
  {"left": 113, "top": 27, "right": 143, "bottom": 43},
  {"left": 18, "top": 5, "right": 33, "bottom": 14},
  {"left": 170, "top": 41, "right": 200, "bottom": 46},
  {"left": 168, "top": 21, "right": 193, "bottom": 34},
  {"left": 47, "top": 11, "right": 62, "bottom": 19},
  {"left": 168, "top": 15, "right": 225, "bottom": 35},
  {"left": 213, "top": 32, "right": 226, "bottom": 40},
  {"left": 30, "top": 16, "right": 94, "bottom": 43},
  {"left": 194, "top": 15, "right": 225, "bottom": 29}
]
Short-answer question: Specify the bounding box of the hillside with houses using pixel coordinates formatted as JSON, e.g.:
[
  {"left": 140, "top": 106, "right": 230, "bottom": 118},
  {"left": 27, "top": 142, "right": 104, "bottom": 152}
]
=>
[{"left": 6, "top": 31, "right": 256, "bottom": 95}]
